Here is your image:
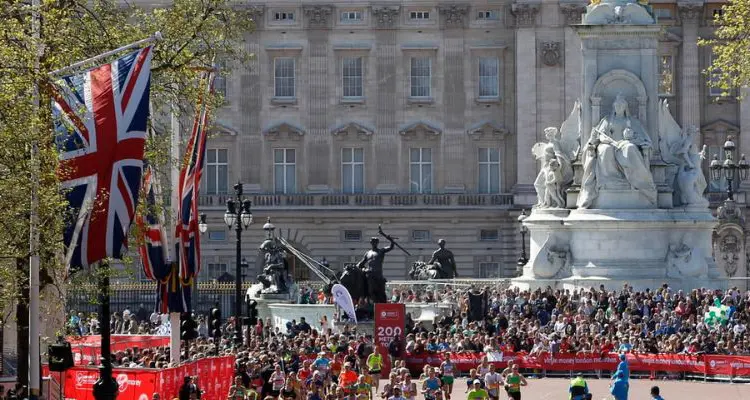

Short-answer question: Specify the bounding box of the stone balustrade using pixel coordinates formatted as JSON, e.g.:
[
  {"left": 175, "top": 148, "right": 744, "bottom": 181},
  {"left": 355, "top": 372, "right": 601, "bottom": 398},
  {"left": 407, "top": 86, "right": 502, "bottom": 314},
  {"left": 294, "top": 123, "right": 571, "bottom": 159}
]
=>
[{"left": 198, "top": 192, "right": 514, "bottom": 208}]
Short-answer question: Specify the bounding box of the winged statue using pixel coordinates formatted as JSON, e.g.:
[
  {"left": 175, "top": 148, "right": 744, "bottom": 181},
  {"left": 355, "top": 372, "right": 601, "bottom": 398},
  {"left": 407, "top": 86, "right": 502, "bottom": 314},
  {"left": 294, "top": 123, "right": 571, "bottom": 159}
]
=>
[
  {"left": 532, "top": 100, "right": 581, "bottom": 208},
  {"left": 658, "top": 99, "right": 708, "bottom": 207}
]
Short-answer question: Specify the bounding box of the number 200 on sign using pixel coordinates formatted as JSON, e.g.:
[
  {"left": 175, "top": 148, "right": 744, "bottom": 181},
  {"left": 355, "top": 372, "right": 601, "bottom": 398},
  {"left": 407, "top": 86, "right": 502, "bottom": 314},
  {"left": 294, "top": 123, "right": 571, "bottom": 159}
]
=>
[{"left": 377, "top": 327, "right": 402, "bottom": 336}]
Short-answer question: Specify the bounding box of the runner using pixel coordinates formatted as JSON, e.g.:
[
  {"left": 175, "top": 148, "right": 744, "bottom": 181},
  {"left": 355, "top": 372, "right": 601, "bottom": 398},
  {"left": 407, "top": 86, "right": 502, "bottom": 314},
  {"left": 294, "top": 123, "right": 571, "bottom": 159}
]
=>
[
  {"left": 503, "top": 365, "right": 527, "bottom": 400},
  {"left": 228, "top": 375, "right": 250, "bottom": 400},
  {"left": 484, "top": 364, "right": 501, "bottom": 400},
  {"left": 354, "top": 375, "right": 372, "bottom": 400},
  {"left": 381, "top": 372, "right": 400, "bottom": 400},
  {"left": 367, "top": 349, "right": 384, "bottom": 392},
  {"left": 440, "top": 352, "right": 456, "bottom": 399},
  {"left": 467, "top": 380, "right": 489, "bottom": 400},
  {"left": 422, "top": 368, "right": 443, "bottom": 400},
  {"left": 270, "top": 363, "right": 287, "bottom": 397},
  {"left": 465, "top": 369, "right": 482, "bottom": 393},
  {"left": 400, "top": 374, "right": 417, "bottom": 400}
]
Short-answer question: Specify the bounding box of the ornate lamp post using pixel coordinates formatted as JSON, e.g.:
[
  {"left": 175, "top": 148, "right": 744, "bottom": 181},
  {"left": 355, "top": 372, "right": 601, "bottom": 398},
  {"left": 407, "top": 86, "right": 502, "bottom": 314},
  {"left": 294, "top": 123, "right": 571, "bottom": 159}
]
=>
[
  {"left": 517, "top": 210, "right": 529, "bottom": 273},
  {"left": 224, "top": 182, "right": 253, "bottom": 344},
  {"left": 710, "top": 136, "right": 750, "bottom": 201}
]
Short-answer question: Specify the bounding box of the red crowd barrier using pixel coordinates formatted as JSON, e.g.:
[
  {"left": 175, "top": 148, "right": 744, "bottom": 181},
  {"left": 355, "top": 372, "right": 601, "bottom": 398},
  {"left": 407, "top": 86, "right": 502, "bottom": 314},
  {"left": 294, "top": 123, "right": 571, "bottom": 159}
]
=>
[
  {"left": 66, "top": 335, "right": 171, "bottom": 365},
  {"left": 43, "top": 355, "right": 235, "bottom": 400},
  {"left": 404, "top": 351, "right": 750, "bottom": 377}
]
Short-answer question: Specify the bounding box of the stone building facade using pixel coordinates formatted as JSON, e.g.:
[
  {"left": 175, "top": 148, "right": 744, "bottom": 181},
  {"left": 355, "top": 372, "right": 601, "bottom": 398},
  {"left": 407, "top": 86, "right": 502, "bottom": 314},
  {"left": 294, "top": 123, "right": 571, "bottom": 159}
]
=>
[{"left": 185, "top": 1, "right": 750, "bottom": 283}]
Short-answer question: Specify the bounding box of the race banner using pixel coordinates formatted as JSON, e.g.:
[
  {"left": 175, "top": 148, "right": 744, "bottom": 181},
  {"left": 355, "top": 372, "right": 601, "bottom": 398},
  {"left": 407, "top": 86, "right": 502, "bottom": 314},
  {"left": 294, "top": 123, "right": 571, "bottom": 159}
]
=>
[
  {"left": 67, "top": 335, "right": 171, "bottom": 365},
  {"left": 374, "top": 303, "right": 406, "bottom": 375},
  {"left": 705, "top": 355, "right": 750, "bottom": 376},
  {"left": 628, "top": 353, "right": 705, "bottom": 374},
  {"left": 538, "top": 352, "right": 620, "bottom": 371},
  {"left": 64, "top": 368, "right": 157, "bottom": 400}
]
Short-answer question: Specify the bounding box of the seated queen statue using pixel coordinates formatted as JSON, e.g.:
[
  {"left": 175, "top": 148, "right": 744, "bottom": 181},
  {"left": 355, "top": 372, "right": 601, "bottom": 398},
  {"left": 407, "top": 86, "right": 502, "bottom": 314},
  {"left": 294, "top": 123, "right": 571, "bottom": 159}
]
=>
[{"left": 577, "top": 94, "right": 657, "bottom": 208}]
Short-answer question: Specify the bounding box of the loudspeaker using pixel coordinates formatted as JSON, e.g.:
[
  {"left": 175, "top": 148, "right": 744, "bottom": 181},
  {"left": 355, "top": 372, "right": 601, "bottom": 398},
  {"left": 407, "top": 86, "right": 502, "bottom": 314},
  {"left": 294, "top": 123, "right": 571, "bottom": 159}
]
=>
[{"left": 48, "top": 342, "right": 74, "bottom": 372}]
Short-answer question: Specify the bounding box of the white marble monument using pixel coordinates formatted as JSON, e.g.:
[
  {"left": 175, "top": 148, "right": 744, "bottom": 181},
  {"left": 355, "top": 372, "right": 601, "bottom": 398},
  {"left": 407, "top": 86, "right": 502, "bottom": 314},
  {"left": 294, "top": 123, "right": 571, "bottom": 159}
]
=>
[{"left": 513, "top": 0, "right": 725, "bottom": 291}]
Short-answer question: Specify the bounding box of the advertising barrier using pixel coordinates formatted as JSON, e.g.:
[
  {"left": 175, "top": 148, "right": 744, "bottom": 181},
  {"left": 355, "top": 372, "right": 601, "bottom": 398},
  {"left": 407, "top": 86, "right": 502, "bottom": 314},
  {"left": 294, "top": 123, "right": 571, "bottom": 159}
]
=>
[
  {"left": 44, "top": 355, "right": 235, "bottom": 400},
  {"left": 66, "top": 335, "right": 171, "bottom": 365},
  {"left": 374, "top": 303, "right": 405, "bottom": 375},
  {"left": 403, "top": 351, "right": 750, "bottom": 378}
]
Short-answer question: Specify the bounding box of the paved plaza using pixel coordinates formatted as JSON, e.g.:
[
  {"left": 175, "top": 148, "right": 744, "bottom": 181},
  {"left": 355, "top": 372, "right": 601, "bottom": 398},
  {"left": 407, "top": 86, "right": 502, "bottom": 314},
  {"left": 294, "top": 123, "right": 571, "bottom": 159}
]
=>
[{"left": 432, "top": 377, "right": 750, "bottom": 399}]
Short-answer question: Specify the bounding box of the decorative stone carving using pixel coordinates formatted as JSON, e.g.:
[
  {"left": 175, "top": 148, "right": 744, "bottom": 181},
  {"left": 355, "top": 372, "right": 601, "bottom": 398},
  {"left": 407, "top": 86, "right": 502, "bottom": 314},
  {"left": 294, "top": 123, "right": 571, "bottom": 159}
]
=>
[
  {"left": 717, "top": 199, "right": 744, "bottom": 224},
  {"left": 439, "top": 4, "right": 469, "bottom": 27},
  {"left": 658, "top": 99, "right": 708, "bottom": 208},
  {"left": 718, "top": 233, "right": 741, "bottom": 277},
  {"left": 666, "top": 237, "right": 708, "bottom": 278},
  {"left": 466, "top": 121, "right": 508, "bottom": 141},
  {"left": 399, "top": 120, "right": 442, "bottom": 140},
  {"left": 304, "top": 6, "right": 333, "bottom": 28},
  {"left": 560, "top": 3, "right": 587, "bottom": 25},
  {"left": 263, "top": 121, "right": 306, "bottom": 141},
  {"left": 584, "top": 0, "right": 656, "bottom": 25},
  {"left": 331, "top": 121, "right": 374, "bottom": 141},
  {"left": 678, "top": 3, "right": 703, "bottom": 23},
  {"left": 540, "top": 41, "right": 562, "bottom": 67},
  {"left": 714, "top": 200, "right": 746, "bottom": 278},
  {"left": 532, "top": 101, "right": 581, "bottom": 208},
  {"left": 371, "top": 6, "right": 400, "bottom": 28},
  {"left": 511, "top": 3, "right": 540, "bottom": 28},
  {"left": 531, "top": 234, "right": 572, "bottom": 279}
]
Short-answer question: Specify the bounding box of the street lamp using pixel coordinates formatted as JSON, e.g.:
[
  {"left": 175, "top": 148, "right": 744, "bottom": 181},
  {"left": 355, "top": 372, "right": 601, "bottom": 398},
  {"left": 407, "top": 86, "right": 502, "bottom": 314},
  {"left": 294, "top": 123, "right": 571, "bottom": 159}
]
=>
[
  {"left": 224, "top": 182, "right": 253, "bottom": 345},
  {"left": 710, "top": 136, "right": 750, "bottom": 201},
  {"left": 517, "top": 210, "right": 529, "bottom": 273}
]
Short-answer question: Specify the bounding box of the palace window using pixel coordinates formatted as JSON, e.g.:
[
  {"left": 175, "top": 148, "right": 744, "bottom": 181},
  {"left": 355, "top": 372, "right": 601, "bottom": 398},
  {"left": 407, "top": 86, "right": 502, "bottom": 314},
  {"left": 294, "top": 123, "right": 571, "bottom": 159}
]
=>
[
  {"left": 477, "top": 10, "right": 498, "bottom": 20},
  {"left": 208, "top": 230, "right": 226, "bottom": 241},
  {"left": 274, "top": 11, "right": 295, "bottom": 21},
  {"left": 478, "top": 148, "right": 501, "bottom": 194},
  {"left": 342, "top": 57, "right": 363, "bottom": 98},
  {"left": 659, "top": 55, "right": 674, "bottom": 96},
  {"left": 206, "top": 149, "right": 228, "bottom": 195},
  {"left": 412, "top": 230, "right": 431, "bottom": 242},
  {"left": 409, "top": 148, "right": 433, "bottom": 193},
  {"left": 274, "top": 58, "right": 295, "bottom": 98},
  {"left": 340, "top": 11, "right": 363, "bottom": 22},
  {"left": 480, "top": 229, "right": 499, "bottom": 241},
  {"left": 274, "top": 148, "right": 296, "bottom": 194},
  {"left": 207, "top": 263, "right": 228, "bottom": 280},
  {"left": 410, "top": 11, "right": 430, "bottom": 20},
  {"left": 478, "top": 57, "right": 500, "bottom": 98},
  {"left": 341, "top": 147, "right": 365, "bottom": 193},
  {"left": 410, "top": 57, "right": 431, "bottom": 98},
  {"left": 343, "top": 230, "right": 362, "bottom": 242}
]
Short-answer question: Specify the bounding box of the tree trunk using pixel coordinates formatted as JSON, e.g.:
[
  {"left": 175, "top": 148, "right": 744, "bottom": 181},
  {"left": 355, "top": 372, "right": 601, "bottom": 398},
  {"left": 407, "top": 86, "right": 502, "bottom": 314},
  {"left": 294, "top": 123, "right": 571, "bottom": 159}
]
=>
[{"left": 16, "top": 257, "right": 29, "bottom": 388}]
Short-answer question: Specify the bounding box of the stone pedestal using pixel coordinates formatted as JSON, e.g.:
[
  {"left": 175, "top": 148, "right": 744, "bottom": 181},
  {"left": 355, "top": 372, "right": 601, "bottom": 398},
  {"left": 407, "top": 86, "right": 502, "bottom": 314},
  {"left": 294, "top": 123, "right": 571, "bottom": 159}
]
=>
[{"left": 513, "top": 207, "right": 721, "bottom": 291}]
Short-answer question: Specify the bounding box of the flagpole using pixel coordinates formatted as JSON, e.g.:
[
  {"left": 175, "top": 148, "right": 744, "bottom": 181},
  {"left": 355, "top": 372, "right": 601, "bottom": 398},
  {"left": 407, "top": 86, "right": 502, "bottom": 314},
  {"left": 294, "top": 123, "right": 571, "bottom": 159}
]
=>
[
  {"left": 169, "top": 89, "right": 182, "bottom": 365},
  {"left": 48, "top": 32, "right": 162, "bottom": 76},
  {"left": 29, "top": 0, "right": 42, "bottom": 397}
]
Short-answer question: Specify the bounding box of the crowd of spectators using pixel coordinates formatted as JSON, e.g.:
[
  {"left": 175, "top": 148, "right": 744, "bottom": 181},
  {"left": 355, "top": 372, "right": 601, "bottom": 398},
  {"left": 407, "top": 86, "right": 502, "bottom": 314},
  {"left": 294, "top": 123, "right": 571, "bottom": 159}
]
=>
[{"left": 63, "top": 282, "right": 750, "bottom": 399}]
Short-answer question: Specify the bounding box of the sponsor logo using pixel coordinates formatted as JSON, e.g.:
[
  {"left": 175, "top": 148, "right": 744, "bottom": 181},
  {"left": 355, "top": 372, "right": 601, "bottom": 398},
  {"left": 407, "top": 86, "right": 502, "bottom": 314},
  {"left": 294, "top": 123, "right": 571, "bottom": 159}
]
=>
[
  {"left": 379, "top": 310, "right": 400, "bottom": 320},
  {"left": 710, "top": 360, "right": 717, "bottom": 368},
  {"left": 116, "top": 373, "right": 142, "bottom": 392},
  {"left": 75, "top": 372, "right": 98, "bottom": 388}
]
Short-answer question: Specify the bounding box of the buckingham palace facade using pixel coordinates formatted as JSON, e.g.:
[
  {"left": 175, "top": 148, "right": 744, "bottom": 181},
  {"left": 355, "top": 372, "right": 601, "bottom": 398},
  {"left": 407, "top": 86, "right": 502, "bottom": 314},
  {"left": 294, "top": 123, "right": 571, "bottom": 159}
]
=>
[{"left": 179, "top": 1, "right": 750, "bottom": 282}]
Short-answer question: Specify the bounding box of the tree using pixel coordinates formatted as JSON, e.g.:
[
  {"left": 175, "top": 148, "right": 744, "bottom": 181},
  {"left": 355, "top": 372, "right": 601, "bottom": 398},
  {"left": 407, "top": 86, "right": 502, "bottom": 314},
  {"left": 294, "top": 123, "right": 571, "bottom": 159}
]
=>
[
  {"left": 0, "top": 0, "right": 254, "bottom": 385},
  {"left": 700, "top": 1, "right": 750, "bottom": 97}
]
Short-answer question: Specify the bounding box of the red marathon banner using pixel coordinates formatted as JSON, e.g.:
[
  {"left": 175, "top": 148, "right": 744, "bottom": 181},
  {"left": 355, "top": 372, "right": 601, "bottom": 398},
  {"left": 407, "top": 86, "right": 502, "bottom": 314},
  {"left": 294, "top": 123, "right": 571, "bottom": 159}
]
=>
[
  {"left": 628, "top": 353, "right": 705, "bottom": 374},
  {"left": 44, "top": 355, "right": 235, "bottom": 400},
  {"left": 705, "top": 355, "right": 750, "bottom": 376},
  {"left": 374, "top": 303, "right": 406, "bottom": 375}
]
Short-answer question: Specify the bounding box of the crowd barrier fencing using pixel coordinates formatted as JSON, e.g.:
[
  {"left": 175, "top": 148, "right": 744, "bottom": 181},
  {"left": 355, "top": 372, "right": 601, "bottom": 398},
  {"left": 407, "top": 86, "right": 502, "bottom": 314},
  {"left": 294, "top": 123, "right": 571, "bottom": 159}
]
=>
[
  {"left": 402, "top": 351, "right": 750, "bottom": 383},
  {"left": 42, "top": 355, "right": 235, "bottom": 400}
]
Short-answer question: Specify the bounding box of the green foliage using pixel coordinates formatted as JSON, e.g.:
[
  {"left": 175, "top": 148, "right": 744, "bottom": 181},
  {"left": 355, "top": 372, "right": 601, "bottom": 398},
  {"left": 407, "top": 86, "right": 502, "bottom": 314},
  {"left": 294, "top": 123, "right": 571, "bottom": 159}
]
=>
[
  {"left": 699, "top": 0, "right": 750, "bottom": 97},
  {"left": 0, "top": 0, "right": 254, "bottom": 313}
]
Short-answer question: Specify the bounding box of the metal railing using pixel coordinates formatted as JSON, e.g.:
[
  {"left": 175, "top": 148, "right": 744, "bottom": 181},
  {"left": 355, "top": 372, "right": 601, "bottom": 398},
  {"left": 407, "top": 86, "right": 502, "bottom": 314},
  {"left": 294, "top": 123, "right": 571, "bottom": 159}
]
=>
[{"left": 198, "top": 193, "right": 514, "bottom": 209}]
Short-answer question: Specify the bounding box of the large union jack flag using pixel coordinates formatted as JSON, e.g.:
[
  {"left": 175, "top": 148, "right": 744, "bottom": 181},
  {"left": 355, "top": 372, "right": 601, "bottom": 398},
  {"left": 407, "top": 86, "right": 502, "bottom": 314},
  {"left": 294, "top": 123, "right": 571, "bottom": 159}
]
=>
[
  {"left": 175, "top": 71, "right": 214, "bottom": 280},
  {"left": 135, "top": 164, "right": 168, "bottom": 280},
  {"left": 51, "top": 46, "right": 153, "bottom": 269}
]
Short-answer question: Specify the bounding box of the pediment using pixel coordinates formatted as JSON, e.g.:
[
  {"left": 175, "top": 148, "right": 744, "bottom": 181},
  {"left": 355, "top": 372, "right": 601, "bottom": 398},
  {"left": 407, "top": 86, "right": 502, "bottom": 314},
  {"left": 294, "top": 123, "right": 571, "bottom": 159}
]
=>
[
  {"left": 702, "top": 120, "right": 740, "bottom": 136},
  {"left": 399, "top": 120, "right": 442, "bottom": 140},
  {"left": 263, "top": 121, "right": 306, "bottom": 141},
  {"left": 331, "top": 121, "right": 374, "bottom": 141},
  {"left": 210, "top": 121, "right": 239, "bottom": 136},
  {"left": 466, "top": 120, "right": 509, "bottom": 141}
]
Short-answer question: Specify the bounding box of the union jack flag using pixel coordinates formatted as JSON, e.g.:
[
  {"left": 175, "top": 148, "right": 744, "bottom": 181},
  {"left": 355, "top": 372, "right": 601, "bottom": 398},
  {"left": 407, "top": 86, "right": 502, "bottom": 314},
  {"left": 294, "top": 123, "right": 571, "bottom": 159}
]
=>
[
  {"left": 175, "top": 71, "right": 215, "bottom": 280},
  {"left": 51, "top": 46, "right": 153, "bottom": 269},
  {"left": 135, "top": 164, "right": 168, "bottom": 281}
]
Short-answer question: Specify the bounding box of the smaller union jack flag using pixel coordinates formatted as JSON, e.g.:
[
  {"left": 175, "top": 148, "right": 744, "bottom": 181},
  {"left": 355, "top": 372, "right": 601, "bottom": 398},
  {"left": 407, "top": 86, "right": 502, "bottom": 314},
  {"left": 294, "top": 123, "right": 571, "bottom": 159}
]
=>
[
  {"left": 136, "top": 164, "right": 168, "bottom": 281},
  {"left": 52, "top": 46, "right": 153, "bottom": 269},
  {"left": 175, "top": 71, "right": 215, "bottom": 280}
]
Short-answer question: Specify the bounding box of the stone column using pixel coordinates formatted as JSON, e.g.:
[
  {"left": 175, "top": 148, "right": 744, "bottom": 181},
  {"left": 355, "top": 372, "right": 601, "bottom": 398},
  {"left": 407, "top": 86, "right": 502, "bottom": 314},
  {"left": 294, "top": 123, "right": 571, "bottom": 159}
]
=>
[
  {"left": 512, "top": 3, "right": 540, "bottom": 205},
  {"left": 560, "top": 3, "right": 586, "bottom": 110},
  {"left": 739, "top": 88, "right": 750, "bottom": 192},
  {"left": 678, "top": 3, "right": 703, "bottom": 132}
]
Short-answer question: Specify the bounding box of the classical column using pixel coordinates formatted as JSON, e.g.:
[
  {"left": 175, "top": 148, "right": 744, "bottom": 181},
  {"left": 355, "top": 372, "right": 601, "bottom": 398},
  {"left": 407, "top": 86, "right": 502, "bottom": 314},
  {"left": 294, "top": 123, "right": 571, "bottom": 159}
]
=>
[
  {"left": 678, "top": 3, "right": 703, "bottom": 132},
  {"left": 739, "top": 88, "right": 750, "bottom": 192},
  {"left": 560, "top": 3, "right": 587, "bottom": 118},
  {"left": 512, "top": 2, "right": 540, "bottom": 204}
]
